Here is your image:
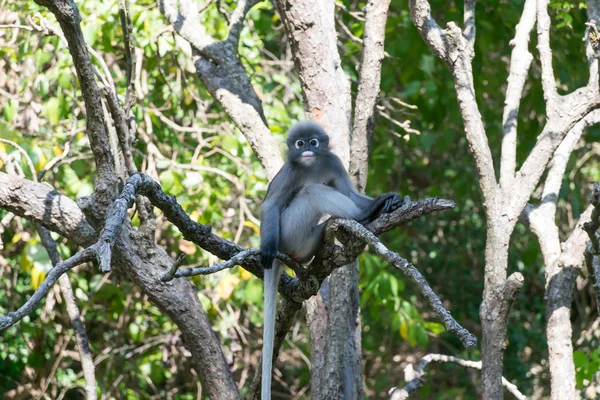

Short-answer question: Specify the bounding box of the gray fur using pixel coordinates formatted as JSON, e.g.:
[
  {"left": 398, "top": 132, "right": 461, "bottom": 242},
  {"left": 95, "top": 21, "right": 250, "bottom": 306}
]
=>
[{"left": 259, "top": 121, "right": 401, "bottom": 399}]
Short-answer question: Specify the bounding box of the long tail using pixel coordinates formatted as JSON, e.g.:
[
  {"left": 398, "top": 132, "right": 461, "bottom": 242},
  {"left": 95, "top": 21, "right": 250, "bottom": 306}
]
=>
[{"left": 262, "top": 260, "right": 281, "bottom": 400}]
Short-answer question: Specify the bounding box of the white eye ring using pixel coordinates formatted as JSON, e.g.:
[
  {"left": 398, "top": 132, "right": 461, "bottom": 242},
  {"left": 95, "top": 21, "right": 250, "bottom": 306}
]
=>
[
  {"left": 295, "top": 140, "right": 305, "bottom": 149},
  {"left": 309, "top": 138, "right": 319, "bottom": 147}
]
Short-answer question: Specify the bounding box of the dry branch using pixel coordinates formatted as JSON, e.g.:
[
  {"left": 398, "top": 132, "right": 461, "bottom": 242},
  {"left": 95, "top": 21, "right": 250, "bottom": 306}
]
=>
[
  {"left": 388, "top": 354, "right": 526, "bottom": 400},
  {"left": 334, "top": 219, "right": 477, "bottom": 349}
]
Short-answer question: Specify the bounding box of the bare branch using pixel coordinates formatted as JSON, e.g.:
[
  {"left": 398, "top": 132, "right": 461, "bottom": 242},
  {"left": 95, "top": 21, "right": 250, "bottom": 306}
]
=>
[
  {"left": 367, "top": 196, "right": 455, "bottom": 236},
  {"left": 0, "top": 246, "right": 96, "bottom": 331},
  {"left": 157, "top": 0, "right": 221, "bottom": 62},
  {"left": 500, "top": 0, "right": 536, "bottom": 189},
  {"left": 160, "top": 249, "right": 305, "bottom": 281},
  {"left": 0, "top": 172, "right": 97, "bottom": 246},
  {"left": 410, "top": 0, "right": 497, "bottom": 207},
  {"left": 513, "top": 92, "right": 600, "bottom": 218},
  {"left": 409, "top": 0, "right": 449, "bottom": 64},
  {"left": 36, "top": 224, "right": 98, "bottom": 400},
  {"left": 35, "top": 0, "right": 116, "bottom": 183},
  {"left": 333, "top": 219, "right": 477, "bottom": 349},
  {"left": 117, "top": 0, "right": 136, "bottom": 115},
  {"left": 463, "top": 0, "right": 475, "bottom": 59},
  {"left": 349, "top": 0, "right": 392, "bottom": 191},
  {"left": 536, "top": 0, "right": 558, "bottom": 107},
  {"left": 388, "top": 354, "right": 527, "bottom": 400},
  {"left": 228, "top": 0, "right": 262, "bottom": 47},
  {"left": 157, "top": 0, "right": 283, "bottom": 179}
]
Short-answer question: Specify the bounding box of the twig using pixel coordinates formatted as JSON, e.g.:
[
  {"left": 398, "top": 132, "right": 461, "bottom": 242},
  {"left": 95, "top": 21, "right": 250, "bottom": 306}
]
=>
[
  {"left": 388, "top": 354, "right": 527, "bottom": 400},
  {"left": 333, "top": 219, "right": 477, "bottom": 349},
  {"left": 0, "top": 137, "right": 37, "bottom": 179},
  {"left": 161, "top": 249, "right": 305, "bottom": 281},
  {"left": 35, "top": 224, "right": 98, "bottom": 400}
]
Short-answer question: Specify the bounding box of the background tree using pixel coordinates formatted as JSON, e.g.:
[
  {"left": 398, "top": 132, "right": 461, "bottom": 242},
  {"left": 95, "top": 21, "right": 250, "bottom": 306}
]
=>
[{"left": 0, "top": 1, "right": 599, "bottom": 400}]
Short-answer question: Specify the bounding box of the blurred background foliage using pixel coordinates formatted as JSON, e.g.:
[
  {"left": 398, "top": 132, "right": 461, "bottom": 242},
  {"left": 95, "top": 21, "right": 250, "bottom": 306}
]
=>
[{"left": 0, "top": 0, "right": 599, "bottom": 399}]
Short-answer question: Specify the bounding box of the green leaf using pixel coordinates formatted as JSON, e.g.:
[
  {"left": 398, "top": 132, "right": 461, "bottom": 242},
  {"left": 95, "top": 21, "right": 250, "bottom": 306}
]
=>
[
  {"left": 3, "top": 99, "right": 18, "bottom": 122},
  {"left": 159, "top": 170, "right": 176, "bottom": 192},
  {"left": 45, "top": 98, "right": 61, "bottom": 125},
  {"left": 423, "top": 322, "right": 446, "bottom": 334}
]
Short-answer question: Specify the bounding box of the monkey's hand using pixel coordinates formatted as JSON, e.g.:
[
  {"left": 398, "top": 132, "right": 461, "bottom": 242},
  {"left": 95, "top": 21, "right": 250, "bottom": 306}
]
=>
[
  {"left": 260, "top": 243, "right": 277, "bottom": 270},
  {"left": 382, "top": 193, "right": 404, "bottom": 213}
]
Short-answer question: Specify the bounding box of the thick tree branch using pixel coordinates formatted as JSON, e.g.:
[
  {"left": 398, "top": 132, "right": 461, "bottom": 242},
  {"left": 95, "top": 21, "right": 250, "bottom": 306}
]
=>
[
  {"left": 409, "top": 0, "right": 449, "bottom": 64},
  {"left": 410, "top": 0, "right": 497, "bottom": 211},
  {"left": 388, "top": 354, "right": 526, "bottom": 400},
  {"left": 523, "top": 115, "right": 597, "bottom": 399},
  {"left": 228, "top": 0, "right": 262, "bottom": 47},
  {"left": 500, "top": 0, "right": 536, "bottom": 189},
  {"left": 0, "top": 172, "right": 97, "bottom": 246},
  {"left": 34, "top": 0, "right": 116, "bottom": 185},
  {"left": 349, "top": 0, "right": 392, "bottom": 192},
  {"left": 157, "top": 0, "right": 283, "bottom": 179}
]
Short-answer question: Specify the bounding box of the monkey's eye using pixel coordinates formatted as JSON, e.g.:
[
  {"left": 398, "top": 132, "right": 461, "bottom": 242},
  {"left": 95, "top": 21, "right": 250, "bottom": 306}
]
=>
[
  {"left": 295, "top": 140, "right": 305, "bottom": 149},
  {"left": 309, "top": 139, "right": 319, "bottom": 147}
]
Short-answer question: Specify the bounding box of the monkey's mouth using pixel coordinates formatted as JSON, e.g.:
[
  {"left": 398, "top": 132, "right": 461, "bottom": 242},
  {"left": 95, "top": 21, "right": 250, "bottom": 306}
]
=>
[{"left": 301, "top": 151, "right": 314, "bottom": 158}]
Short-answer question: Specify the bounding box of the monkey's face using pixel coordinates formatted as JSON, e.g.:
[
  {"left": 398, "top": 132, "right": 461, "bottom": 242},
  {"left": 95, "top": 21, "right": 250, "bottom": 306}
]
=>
[{"left": 287, "top": 134, "right": 329, "bottom": 167}]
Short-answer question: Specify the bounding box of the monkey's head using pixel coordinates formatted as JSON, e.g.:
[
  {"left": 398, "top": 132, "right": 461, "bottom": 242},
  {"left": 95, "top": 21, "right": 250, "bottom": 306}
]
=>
[{"left": 286, "top": 121, "right": 330, "bottom": 167}]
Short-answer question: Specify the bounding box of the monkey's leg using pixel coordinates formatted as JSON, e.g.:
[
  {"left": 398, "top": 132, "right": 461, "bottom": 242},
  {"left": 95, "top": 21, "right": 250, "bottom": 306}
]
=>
[{"left": 280, "top": 184, "right": 360, "bottom": 257}]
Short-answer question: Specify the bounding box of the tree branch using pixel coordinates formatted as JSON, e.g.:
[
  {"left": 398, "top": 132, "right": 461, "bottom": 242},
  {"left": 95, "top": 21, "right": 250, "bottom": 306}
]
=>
[
  {"left": 35, "top": 224, "right": 98, "bottom": 400},
  {"left": 500, "top": 0, "right": 536, "bottom": 189},
  {"left": 157, "top": 0, "right": 283, "bottom": 179},
  {"left": 0, "top": 172, "right": 97, "bottom": 246},
  {"left": 0, "top": 246, "right": 96, "bottom": 331},
  {"left": 408, "top": 0, "right": 449, "bottom": 64},
  {"left": 463, "top": 0, "right": 475, "bottom": 59},
  {"left": 536, "top": 0, "right": 558, "bottom": 108},
  {"left": 34, "top": 0, "right": 116, "bottom": 184},
  {"left": 333, "top": 219, "right": 477, "bottom": 349},
  {"left": 349, "top": 0, "right": 392, "bottom": 192},
  {"left": 227, "top": 0, "right": 262, "bottom": 47},
  {"left": 388, "top": 354, "right": 526, "bottom": 400},
  {"left": 409, "top": 0, "right": 498, "bottom": 211}
]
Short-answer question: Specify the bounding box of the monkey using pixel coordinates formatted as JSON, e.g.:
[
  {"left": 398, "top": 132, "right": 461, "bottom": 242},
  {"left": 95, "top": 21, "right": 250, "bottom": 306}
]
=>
[{"left": 259, "top": 121, "right": 402, "bottom": 399}]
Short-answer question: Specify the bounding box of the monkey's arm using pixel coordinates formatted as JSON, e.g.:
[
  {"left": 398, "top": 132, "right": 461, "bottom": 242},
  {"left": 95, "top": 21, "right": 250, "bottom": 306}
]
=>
[{"left": 260, "top": 199, "right": 280, "bottom": 269}]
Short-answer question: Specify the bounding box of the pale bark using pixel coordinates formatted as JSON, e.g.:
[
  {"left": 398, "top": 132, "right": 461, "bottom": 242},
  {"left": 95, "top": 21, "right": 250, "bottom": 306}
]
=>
[
  {"left": 409, "top": 0, "right": 600, "bottom": 398},
  {"left": 273, "top": 1, "right": 358, "bottom": 397},
  {"left": 349, "top": 0, "right": 392, "bottom": 192}
]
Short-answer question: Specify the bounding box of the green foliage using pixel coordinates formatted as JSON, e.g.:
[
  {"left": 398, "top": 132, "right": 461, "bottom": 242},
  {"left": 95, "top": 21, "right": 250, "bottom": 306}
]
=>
[{"left": 1, "top": 0, "right": 599, "bottom": 398}]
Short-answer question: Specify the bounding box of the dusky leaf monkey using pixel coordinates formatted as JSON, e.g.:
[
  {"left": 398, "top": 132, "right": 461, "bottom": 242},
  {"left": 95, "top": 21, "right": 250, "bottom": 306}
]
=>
[{"left": 259, "top": 121, "right": 401, "bottom": 399}]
